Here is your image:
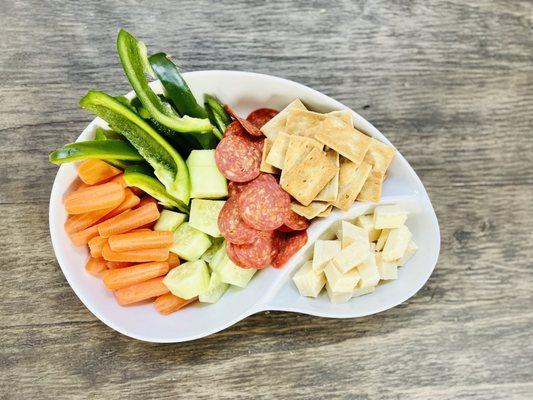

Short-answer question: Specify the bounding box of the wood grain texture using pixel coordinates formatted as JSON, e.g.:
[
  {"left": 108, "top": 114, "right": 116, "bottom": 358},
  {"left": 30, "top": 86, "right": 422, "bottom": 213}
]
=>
[{"left": 1, "top": 0, "right": 532, "bottom": 399}]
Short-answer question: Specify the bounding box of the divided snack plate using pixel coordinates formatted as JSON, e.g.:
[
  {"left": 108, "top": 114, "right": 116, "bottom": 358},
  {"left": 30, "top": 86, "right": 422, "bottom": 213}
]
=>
[{"left": 49, "top": 71, "right": 440, "bottom": 343}]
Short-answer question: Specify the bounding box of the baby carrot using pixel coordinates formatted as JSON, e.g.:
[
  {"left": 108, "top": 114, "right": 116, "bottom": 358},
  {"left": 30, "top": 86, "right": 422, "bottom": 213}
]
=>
[
  {"left": 114, "top": 276, "right": 169, "bottom": 306},
  {"left": 106, "top": 261, "right": 134, "bottom": 269},
  {"left": 108, "top": 230, "right": 173, "bottom": 252},
  {"left": 110, "top": 173, "right": 127, "bottom": 188},
  {"left": 64, "top": 205, "right": 115, "bottom": 234},
  {"left": 78, "top": 159, "right": 121, "bottom": 185},
  {"left": 85, "top": 257, "right": 107, "bottom": 277},
  {"left": 98, "top": 202, "right": 160, "bottom": 238},
  {"left": 136, "top": 196, "right": 159, "bottom": 209},
  {"left": 64, "top": 181, "right": 125, "bottom": 215},
  {"left": 88, "top": 236, "right": 107, "bottom": 258},
  {"left": 167, "top": 252, "right": 180, "bottom": 269},
  {"left": 103, "top": 261, "right": 169, "bottom": 290},
  {"left": 101, "top": 188, "right": 140, "bottom": 220},
  {"left": 101, "top": 243, "right": 169, "bottom": 262},
  {"left": 69, "top": 224, "right": 100, "bottom": 246},
  {"left": 154, "top": 293, "right": 197, "bottom": 315}
]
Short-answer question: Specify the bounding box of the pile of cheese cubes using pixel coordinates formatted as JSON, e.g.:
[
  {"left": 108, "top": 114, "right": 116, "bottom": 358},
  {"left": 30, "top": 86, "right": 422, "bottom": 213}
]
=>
[{"left": 292, "top": 205, "right": 417, "bottom": 303}]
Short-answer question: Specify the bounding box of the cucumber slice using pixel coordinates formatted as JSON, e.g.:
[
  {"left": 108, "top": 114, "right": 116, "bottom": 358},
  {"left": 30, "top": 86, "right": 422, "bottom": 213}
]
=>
[
  {"left": 213, "top": 250, "right": 256, "bottom": 288},
  {"left": 201, "top": 238, "right": 225, "bottom": 265},
  {"left": 189, "top": 199, "right": 226, "bottom": 237},
  {"left": 170, "top": 222, "right": 212, "bottom": 261},
  {"left": 163, "top": 259, "right": 210, "bottom": 300},
  {"left": 208, "top": 241, "right": 227, "bottom": 271},
  {"left": 186, "top": 150, "right": 228, "bottom": 199},
  {"left": 154, "top": 209, "right": 186, "bottom": 231},
  {"left": 199, "top": 272, "right": 229, "bottom": 303}
]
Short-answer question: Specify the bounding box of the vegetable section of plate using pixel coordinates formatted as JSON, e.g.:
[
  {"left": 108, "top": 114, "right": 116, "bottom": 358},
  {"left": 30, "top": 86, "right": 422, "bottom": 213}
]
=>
[{"left": 49, "top": 29, "right": 440, "bottom": 342}]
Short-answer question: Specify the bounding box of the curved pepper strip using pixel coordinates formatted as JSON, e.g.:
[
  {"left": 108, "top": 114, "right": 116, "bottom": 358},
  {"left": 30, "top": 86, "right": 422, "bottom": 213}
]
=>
[
  {"left": 117, "top": 29, "right": 215, "bottom": 149},
  {"left": 79, "top": 90, "right": 190, "bottom": 206},
  {"left": 204, "top": 94, "right": 231, "bottom": 135},
  {"left": 49, "top": 140, "right": 143, "bottom": 165}
]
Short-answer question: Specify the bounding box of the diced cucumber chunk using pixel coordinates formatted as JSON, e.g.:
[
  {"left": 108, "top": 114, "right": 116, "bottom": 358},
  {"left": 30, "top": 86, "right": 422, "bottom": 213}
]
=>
[
  {"left": 213, "top": 249, "right": 256, "bottom": 288},
  {"left": 201, "top": 238, "right": 225, "bottom": 266},
  {"left": 170, "top": 222, "right": 211, "bottom": 261},
  {"left": 199, "top": 272, "right": 229, "bottom": 303},
  {"left": 163, "top": 260, "right": 210, "bottom": 300},
  {"left": 189, "top": 199, "right": 225, "bottom": 237},
  {"left": 186, "top": 150, "right": 228, "bottom": 199},
  {"left": 154, "top": 209, "right": 186, "bottom": 231},
  {"left": 208, "top": 241, "right": 227, "bottom": 271}
]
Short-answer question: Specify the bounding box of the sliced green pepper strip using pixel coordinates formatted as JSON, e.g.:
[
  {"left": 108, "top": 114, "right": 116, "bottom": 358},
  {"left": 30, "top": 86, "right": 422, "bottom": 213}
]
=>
[
  {"left": 149, "top": 52, "right": 208, "bottom": 119},
  {"left": 79, "top": 90, "right": 191, "bottom": 205},
  {"left": 204, "top": 94, "right": 231, "bottom": 134},
  {"left": 124, "top": 165, "right": 188, "bottom": 213},
  {"left": 94, "top": 127, "right": 124, "bottom": 141},
  {"left": 116, "top": 29, "right": 214, "bottom": 149},
  {"left": 49, "top": 140, "right": 143, "bottom": 165}
]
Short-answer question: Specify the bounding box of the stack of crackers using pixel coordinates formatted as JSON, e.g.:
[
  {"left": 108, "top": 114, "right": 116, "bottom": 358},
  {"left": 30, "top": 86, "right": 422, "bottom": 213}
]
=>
[{"left": 259, "top": 99, "right": 395, "bottom": 220}]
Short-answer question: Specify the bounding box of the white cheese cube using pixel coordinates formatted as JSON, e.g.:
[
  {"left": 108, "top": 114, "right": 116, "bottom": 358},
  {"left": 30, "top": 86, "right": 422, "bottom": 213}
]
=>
[
  {"left": 376, "top": 253, "right": 398, "bottom": 280},
  {"left": 325, "top": 281, "right": 353, "bottom": 304},
  {"left": 373, "top": 205, "right": 408, "bottom": 229},
  {"left": 357, "top": 253, "right": 381, "bottom": 288},
  {"left": 352, "top": 285, "right": 376, "bottom": 298},
  {"left": 398, "top": 240, "right": 418, "bottom": 266},
  {"left": 382, "top": 225, "right": 412, "bottom": 261},
  {"left": 354, "top": 214, "right": 381, "bottom": 242},
  {"left": 336, "top": 220, "right": 368, "bottom": 249},
  {"left": 375, "top": 229, "right": 390, "bottom": 251},
  {"left": 324, "top": 261, "right": 360, "bottom": 293},
  {"left": 312, "top": 240, "right": 341, "bottom": 272},
  {"left": 292, "top": 261, "right": 326, "bottom": 297},
  {"left": 332, "top": 240, "right": 370, "bottom": 273}
]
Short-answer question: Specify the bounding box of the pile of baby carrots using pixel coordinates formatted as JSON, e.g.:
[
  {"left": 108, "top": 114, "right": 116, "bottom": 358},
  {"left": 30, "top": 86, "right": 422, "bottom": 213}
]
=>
[{"left": 64, "top": 159, "right": 196, "bottom": 315}]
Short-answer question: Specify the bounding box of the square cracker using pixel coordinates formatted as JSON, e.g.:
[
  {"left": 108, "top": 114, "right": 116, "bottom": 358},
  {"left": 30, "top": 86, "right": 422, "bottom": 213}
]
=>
[
  {"left": 363, "top": 138, "right": 396, "bottom": 175},
  {"left": 261, "top": 99, "right": 307, "bottom": 139},
  {"left": 281, "top": 147, "right": 337, "bottom": 206},
  {"left": 317, "top": 205, "right": 333, "bottom": 218},
  {"left": 280, "top": 135, "right": 323, "bottom": 186},
  {"left": 285, "top": 109, "right": 327, "bottom": 137},
  {"left": 260, "top": 138, "right": 278, "bottom": 174},
  {"left": 328, "top": 110, "right": 352, "bottom": 126},
  {"left": 314, "top": 116, "right": 372, "bottom": 166},
  {"left": 314, "top": 150, "right": 339, "bottom": 202},
  {"left": 291, "top": 201, "right": 330, "bottom": 220},
  {"left": 333, "top": 159, "right": 372, "bottom": 211},
  {"left": 357, "top": 170, "right": 384, "bottom": 203},
  {"left": 266, "top": 131, "right": 290, "bottom": 169}
]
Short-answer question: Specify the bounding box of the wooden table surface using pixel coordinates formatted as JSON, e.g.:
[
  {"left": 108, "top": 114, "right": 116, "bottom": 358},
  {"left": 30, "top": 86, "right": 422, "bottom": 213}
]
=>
[{"left": 1, "top": 1, "right": 532, "bottom": 399}]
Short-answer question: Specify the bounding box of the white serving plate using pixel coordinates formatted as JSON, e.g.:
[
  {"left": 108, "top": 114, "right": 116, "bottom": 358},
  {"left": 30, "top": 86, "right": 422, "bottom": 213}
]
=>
[{"left": 49, "top": 71, "right": 440, "bottom": 342}]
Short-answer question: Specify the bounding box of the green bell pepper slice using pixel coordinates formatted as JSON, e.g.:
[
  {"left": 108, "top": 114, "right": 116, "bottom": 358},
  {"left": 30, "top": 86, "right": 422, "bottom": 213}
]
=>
[
  {"left": 124, "top": 165, "right": 188, "bottom": 213},
  {"left": 204, "top": 94, "right": 231, "bottom": 134},
  {"left": 49, "top": 140, "right": 143, "bottom": 165},
  {"left": 79, "top": 90, "right": 191, "bottom": 205}
]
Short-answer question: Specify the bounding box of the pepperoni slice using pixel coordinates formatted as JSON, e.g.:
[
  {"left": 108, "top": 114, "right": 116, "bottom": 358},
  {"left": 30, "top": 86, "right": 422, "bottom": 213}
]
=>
[
  {"left": 230, "top": 231, "right": 274, "bottom": 269},
  {"left": 224, "top": 121, "right": 247, "bottom": 138},
  {"left": 228, "top": 181, "right": 248, "bottom": 197},
  {"left": 272, "top": 230, "right": 308, "bottom": 268},
  {"left": 224, "top": 105, "right": 264, "bottom": 137},
  {"left": 246, "top": 108, "right": 279, "bottom": 129},
  {"left": 218, "top": 195, "right": 260, "bottom": 245},
  {"left": 215, "top": 135, "right": 261, "bottom": 182},
  {"left": 283, "top": 209, "right": 310, "bottom": 231},
  {"left": 238, "top": 174, "right": 290, "bottom": 231},
  {"left": 278, "top": 224, "right": 295, "bottom": 233}
]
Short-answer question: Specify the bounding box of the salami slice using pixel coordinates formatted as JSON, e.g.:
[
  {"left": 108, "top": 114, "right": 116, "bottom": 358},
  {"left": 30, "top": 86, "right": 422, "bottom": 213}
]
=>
[
  {"left": 278, "top": 224, "right": 295, "bottom": 233},
  {"left": 218, "top": 195, "right": 260, "bottom": 245},
  {"left": 215, "top": 135, "right": 261, "bottom": 182},
  {"left": 230, "top": 231, "right": 274, "bottom": 269},
  {"left": 224, "top": 121, "right": 247, "bottom": 138},
  {"left": 228, "top": 181, "right": 248, "bottom": 197},
  {"left": 224, "top": 105, "right": 264, "bottom": 137},
  {"left": 283, "top": 209, "right": 310, "bottom": 231},
  {"left": 246, "top": 108, "right": 279, "bottom": 129},
  {"left": 272, "top": 230, "right": 308, "bottom": 268},
  {"left": 238, "top": 174, "right": 290, "bottom": 231}
]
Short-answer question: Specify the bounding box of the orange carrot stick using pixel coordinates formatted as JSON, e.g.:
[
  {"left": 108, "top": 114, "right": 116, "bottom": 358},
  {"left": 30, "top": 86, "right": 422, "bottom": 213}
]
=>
[
  {"left": 64, "top": 206, "right": 115, "bottom": 234},
  {"left": 98, "top": 202, "right": 160, "bottom": 238},
  {"left": 110, "top": 173, "right": 127, "bottom": 188},
  {"left": 114, "top": 276, "right": 169, "bottom": 306},
  {"left": 154, "top": 294, "right": 197, "bottom": 315},
  {"left": 167, "top": 252, "right": 180, "bottom": 269},
  {"left": 101, "top": 188, "right": 140, "bottom": 220},
  {"left": 85, "top": 257, "right": 107, "bottom": 277},
  {"left": 78, "top": 159, "right": 121, "bottom": 185},
  {"left": 69, "top": 224, "right": 100, "bottom": 246},
  {"left": 88, "top": 236, "right": 107, "bottom": 258},
  {"left": 106, "top": 261, "right": 134, "bottom": 269},
  {"left": 108, "top": 230, "right": 173, "bottom": 252},
  {"left": 102, "top": 243, "right": 169, "bottom": 262},
  {"left": 64, "top": 181, "right": 125, "bottom": 215},
  {"left": 103, "top": 261, "right": 169, "bottom": 290},
  {"left": 136, "top": 196, "right": 159, "bottom": 209}
]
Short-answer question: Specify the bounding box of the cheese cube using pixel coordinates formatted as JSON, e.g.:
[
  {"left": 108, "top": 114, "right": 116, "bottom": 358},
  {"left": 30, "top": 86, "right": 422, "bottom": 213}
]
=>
[
  {"left": 292, "top": 261, "right": 326, "bottom": 297},
  {"left": 373, "top": 205, "right": 408, "bottom": 229},
  {"left": 336, "top": 220, "right": 368, "bottom": 249},
  {"left": 332, "top": 240, "right": 370, "bottom": 273},
  {"left": 357, "top": 253, "right": 381, "bottom": 288},
  {"left": 325, "top": 281, "right": 353, "bottom": 304},
  {"left": 352, "top": 285, "right": 375, "bottom": 298},
  {"left": 375, "top": 228, "right": 390, "bottom": 251},
  {"left": 382, "top": 225, "right": 412, "bottom": 261},
  {"left": 354, "top": 214, "right": 381, "bottom": 242},
  {"left": 376, "top": 253, "right": 398, "bottom": 280},
  {"left": 398, "top": 240, "right": 418, "bottom": 266},
  {"left": 312, "top": 240, "right": 341, "bottom": 272},
  {"left": 324, "top": 261, "right": 360, "bottom": 293}
]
